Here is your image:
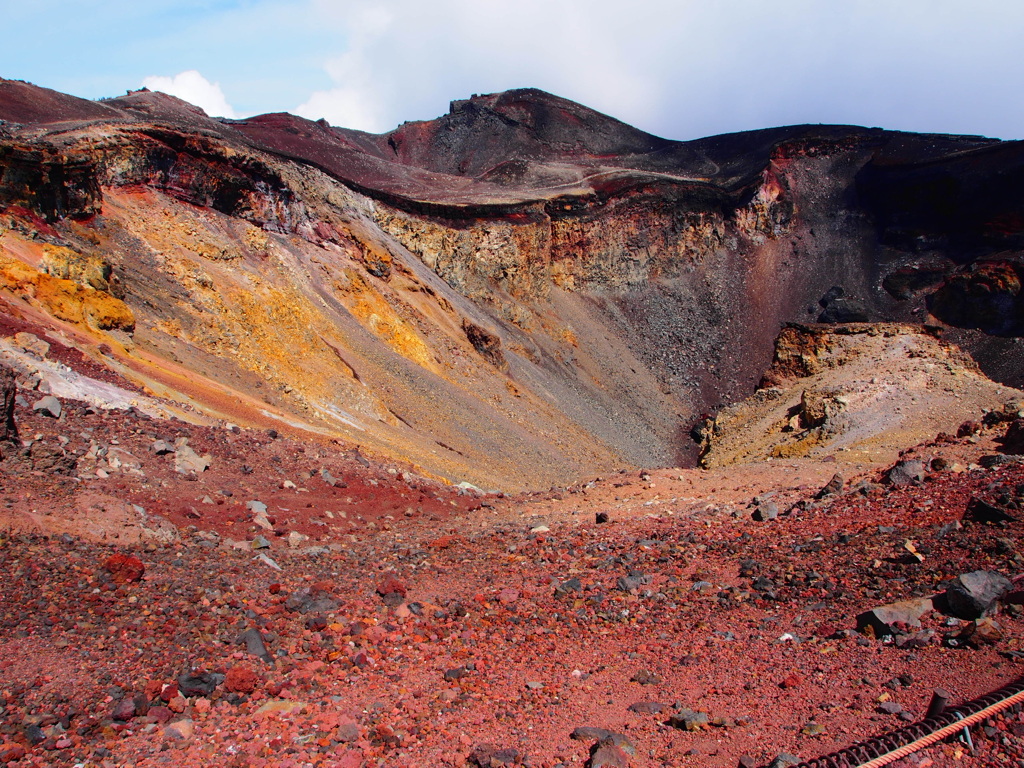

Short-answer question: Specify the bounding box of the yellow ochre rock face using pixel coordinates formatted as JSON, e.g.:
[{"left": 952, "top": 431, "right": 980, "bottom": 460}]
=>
[{"left": 0, "top": 251, "right": 135, "bottom": 332}]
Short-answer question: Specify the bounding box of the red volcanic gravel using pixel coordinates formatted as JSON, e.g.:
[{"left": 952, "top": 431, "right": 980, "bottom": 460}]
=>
[{"left": 1, "top": 399, "right": 1024, "bottom": 766}]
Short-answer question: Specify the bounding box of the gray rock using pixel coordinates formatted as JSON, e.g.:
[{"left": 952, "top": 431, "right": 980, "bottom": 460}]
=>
[
  {"left": 963, "top": 497, "right": 1015, "bottom": 525},
  {"left": 177, "top": 671, "right": 223, "bottom": 697},
  {"left": 555, "top": 577, "right": 582, "bottom": 596},
  {"left": 32, "top": 395, "right": 61, "bottom": 419},
  {"left": 570, "top": 729, "right": 635, "bottom": 755},
  {"left": 944, "top": 570, "right": 1013, "bottom": 620},
  {"left": 752, "top": 499, "right": 779, "bottom": 521},
  {"left": 668, "top": 708, "right": 709, "bottom": 731},
  {"left": 768, "top": 754, "right": 802, "bottom": 768},
  {"left": 151, "top": 439, "right": 175, "bottom": 455},
  {"left": 627, "top": 701, "right": 665, "bottom": 714},
  {"left": 888, "top": 460, "right": 926, "bottom": 487},
  {"left": 588, "top": 739, "right": 630, "bottom": 768},
  {"left": 856, "top": 597, "right": 934, "bottom": 638},
  {"left": 174, "top": 443, "right": 211, "bottom": 474},
  {"left": 815, "top": 473, "right": 844, "bottom": 499},
  {"left": 237, "top": 627, "right": 273, "bottom": 663},
  {"left": 617, "top": 573, "right": 651, "bottom": 593}
]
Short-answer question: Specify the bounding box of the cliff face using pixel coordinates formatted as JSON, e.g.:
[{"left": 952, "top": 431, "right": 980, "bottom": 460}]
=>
[{"left": 0, "top": 80, "right": 1022, "bottom": 489}]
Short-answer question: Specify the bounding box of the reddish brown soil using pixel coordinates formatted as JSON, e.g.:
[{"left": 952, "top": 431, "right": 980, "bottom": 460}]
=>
[{"left": 1, "top": 393, "right": 1023, "bottom": 768}]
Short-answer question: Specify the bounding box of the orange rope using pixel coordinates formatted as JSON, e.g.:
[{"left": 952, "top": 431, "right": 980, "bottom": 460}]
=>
[{"left": 851, "top": 687, "right": 1024, "bottom": 768}]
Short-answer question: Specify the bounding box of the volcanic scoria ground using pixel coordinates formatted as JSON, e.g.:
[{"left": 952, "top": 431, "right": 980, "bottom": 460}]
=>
[{"left": 2, "top": 385, "right": 1024, "bottom": 768}]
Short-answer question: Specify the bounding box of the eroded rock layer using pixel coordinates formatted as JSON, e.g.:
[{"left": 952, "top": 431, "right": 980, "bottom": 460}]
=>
[{"left": 1, "top": 79, "right": 1023, "bottom": 489}]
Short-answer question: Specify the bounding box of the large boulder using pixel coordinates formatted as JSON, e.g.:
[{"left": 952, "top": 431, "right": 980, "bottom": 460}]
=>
[{"left": 944, "top": 571, "right": 1012, "bottom": 620}]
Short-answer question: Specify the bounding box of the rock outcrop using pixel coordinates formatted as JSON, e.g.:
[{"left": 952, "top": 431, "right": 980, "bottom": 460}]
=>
[{"left": 1, "top": 79, "right": 1023, "bottom": 489}]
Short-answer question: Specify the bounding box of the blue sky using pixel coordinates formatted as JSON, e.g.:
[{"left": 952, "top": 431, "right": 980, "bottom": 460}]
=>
[{"left": 3, "top": 0, "right": 1022, "bottom": 141}]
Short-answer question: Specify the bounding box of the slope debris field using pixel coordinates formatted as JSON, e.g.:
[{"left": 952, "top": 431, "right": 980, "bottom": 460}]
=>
[{"left": 1, "top": 79, "right": 1024, "bottom": 768}]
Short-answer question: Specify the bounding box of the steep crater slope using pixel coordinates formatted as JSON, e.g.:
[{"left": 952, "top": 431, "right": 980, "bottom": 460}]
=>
[{"left": 0, "top": 80, "right": 1022, "bottom": 489}]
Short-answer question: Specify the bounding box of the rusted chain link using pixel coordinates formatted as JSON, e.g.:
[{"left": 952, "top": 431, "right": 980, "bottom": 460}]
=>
[{"left": 791, "top": 674, "right": 1024, "bottom": 768}]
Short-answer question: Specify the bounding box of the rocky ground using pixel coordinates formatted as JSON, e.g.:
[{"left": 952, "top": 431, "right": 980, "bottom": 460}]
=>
[{"left": 2, "top": 378, "right": 1024, "bottom": 768}]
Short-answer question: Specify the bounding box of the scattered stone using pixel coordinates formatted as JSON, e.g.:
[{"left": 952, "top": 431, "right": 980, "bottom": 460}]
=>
[
  {"left": 959, "top": 617, "right": 1003, "bottom": 647},
  {"left": 377, "top": 572, "right": 408, "bottom": 601},
  {"left": 627, "top": 701, "right": 666, "bottom": 714},
  {"left": 255, "top": 699, "right": 308, "bottom": 716},
  {"left": 801, "top": 721, "right": 826, "bottom": 736},
  {"left": 444, "top": 666, "right": 469, "bottom": 681},
  {"left": 768, "top": 754, "right": 802, "bottom": 768},
  {"left": 251, "top": 535, "right": 272, "bottom": 549},
  {"left": 336, "top": 716, "right": 360, "bottom": 743},
  {"left": 285, "top": 587, "right": 340, "bottom": 615},
  {"left": 618, "top": 573, "right": 651, "bottom": 593},
  {"left": 164, "top": 718, "right": 194, "bottom": 741},
  {"left": 0, "top": 364, "right": 16, "bottom": 444},
  {"left": 815, "top": 473, "right": 843, "bottom": 499},
  {"left": 630, "top": 669, "right": 661, "bottom": 685},
  {"left": 174, "top": 442, "right": 211, "bottom": 474},
  {"left": 555, "top": 577, "right": 582, "bottom": 596},
  {"left": 569, "top": 729, "right": 635, "bottom": 754},
  {"left": 944, "top": 571, "right": 1012, "bottom": 620},
  {"left": 224, "top": 665, "right": 259, "bottom": 693},
  {"left": 751, "top": 498, "right": 779, "bottom": 521},
  {"left": 856, "top": 597, "right": 934, "bottom": 638},
  {"left": 878, "top": 701, "right": 904, "bottom": 714},
  {"left": 588, "top": 738, "right": 630, "bottom": 768},
  {"left": 287, "top": 530, "right": 310, "bottom": 548},
  {"left": 32, "top": 395, "right": 62, "bottom": 419},
  {"left": 1001, "top": 419, "right": 1024, "bottom": 454},
  {"left": 468, "top": 743, "right": 522, "bottom": 767},
  {"left": 151, "top": 439, "right": 175, "bottom": 455},
  {"left": 103, "top": 553, "right": 145, "bottom": 584},
  {"left": 111, "top": 698, "right": 136, "bottom": 721},
  {"left": 963, "top": 497, "right": 1015, "bottom": 525},
  {"left": 668, "top": 708, "right": 710, "bottom": 731},
  {"left": 177, "top": 671, "right": 222, "bottom": 697},
  {"left": 596, "top": 512, "right": 609, "bottom": 524},
  {"left": 779, "top": 673, "right": 803, "bottom": 689},
  {"left": 887, "top": 460, "right": 925, "bottom": 487}
]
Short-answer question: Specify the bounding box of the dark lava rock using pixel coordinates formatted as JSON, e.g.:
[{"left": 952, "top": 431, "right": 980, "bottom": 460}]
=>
[
  {"left": 1001, "top": 419, "right": 1024, "bottom": 454},
  {"left": 815, "top": 473, "right": 844, "bottom": 499},
  {"left": 468, "top": 743, "right": 522, "bottom": 767},
  {"left": 0, "top": 364, "right": 16, "bottom": 444},
  {"left": 111, "top": 698, "right": 137, "bottom": 721},
  {"left": 668, "top": 708, "right": 710, "bottom": 731},
  {"left": 376, "top": 572, "right": 408, "bottom": 599},
  {"left": 964, "top": 497, "right": 1016, "bottom": 525},
  {"left": 444, "top": 666, "right": 469, "bottom": 681},
  {"left": 237, "top": 627, "right": 273, "bottom": 663},
  {"left": 627, "top": 701, "right": 666, "bottom": 714},
  {"left": 588, "top": 738, "right": 630, "bottom": 768},
  {"left": 177, "top": 671, "right": 223, "bottom": 697},
  {"left": 617, "top": 573, "right": 651, "bottom": 593},
  {"left": 887, "top": 460, "right": 926, "bottom": 487},
  {"left": 555, "top": 577, "right": 582, "bottom": 597},
  {"left": 818, "top": 297, "right": 870, "bottom": 323},
  {"left": 595, "top": 512, "right": 609, "bottom": 524},
  {"left": 570, "top": 728, "right": 635, "bottom": 754},
  {"left": 285, "top": 588, "right": 341, "bottom": 614},
  {"left": 945, "top": 571, "right": 1013, "bottom": 620}
]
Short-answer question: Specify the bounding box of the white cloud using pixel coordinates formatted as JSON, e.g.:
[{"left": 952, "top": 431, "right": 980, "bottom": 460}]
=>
[
  {"left": 141, "top": 70, "right": 238, "bottom": 119},
  {"left": 288, "top": 0, "right": 1024, "bottom": 140}
]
